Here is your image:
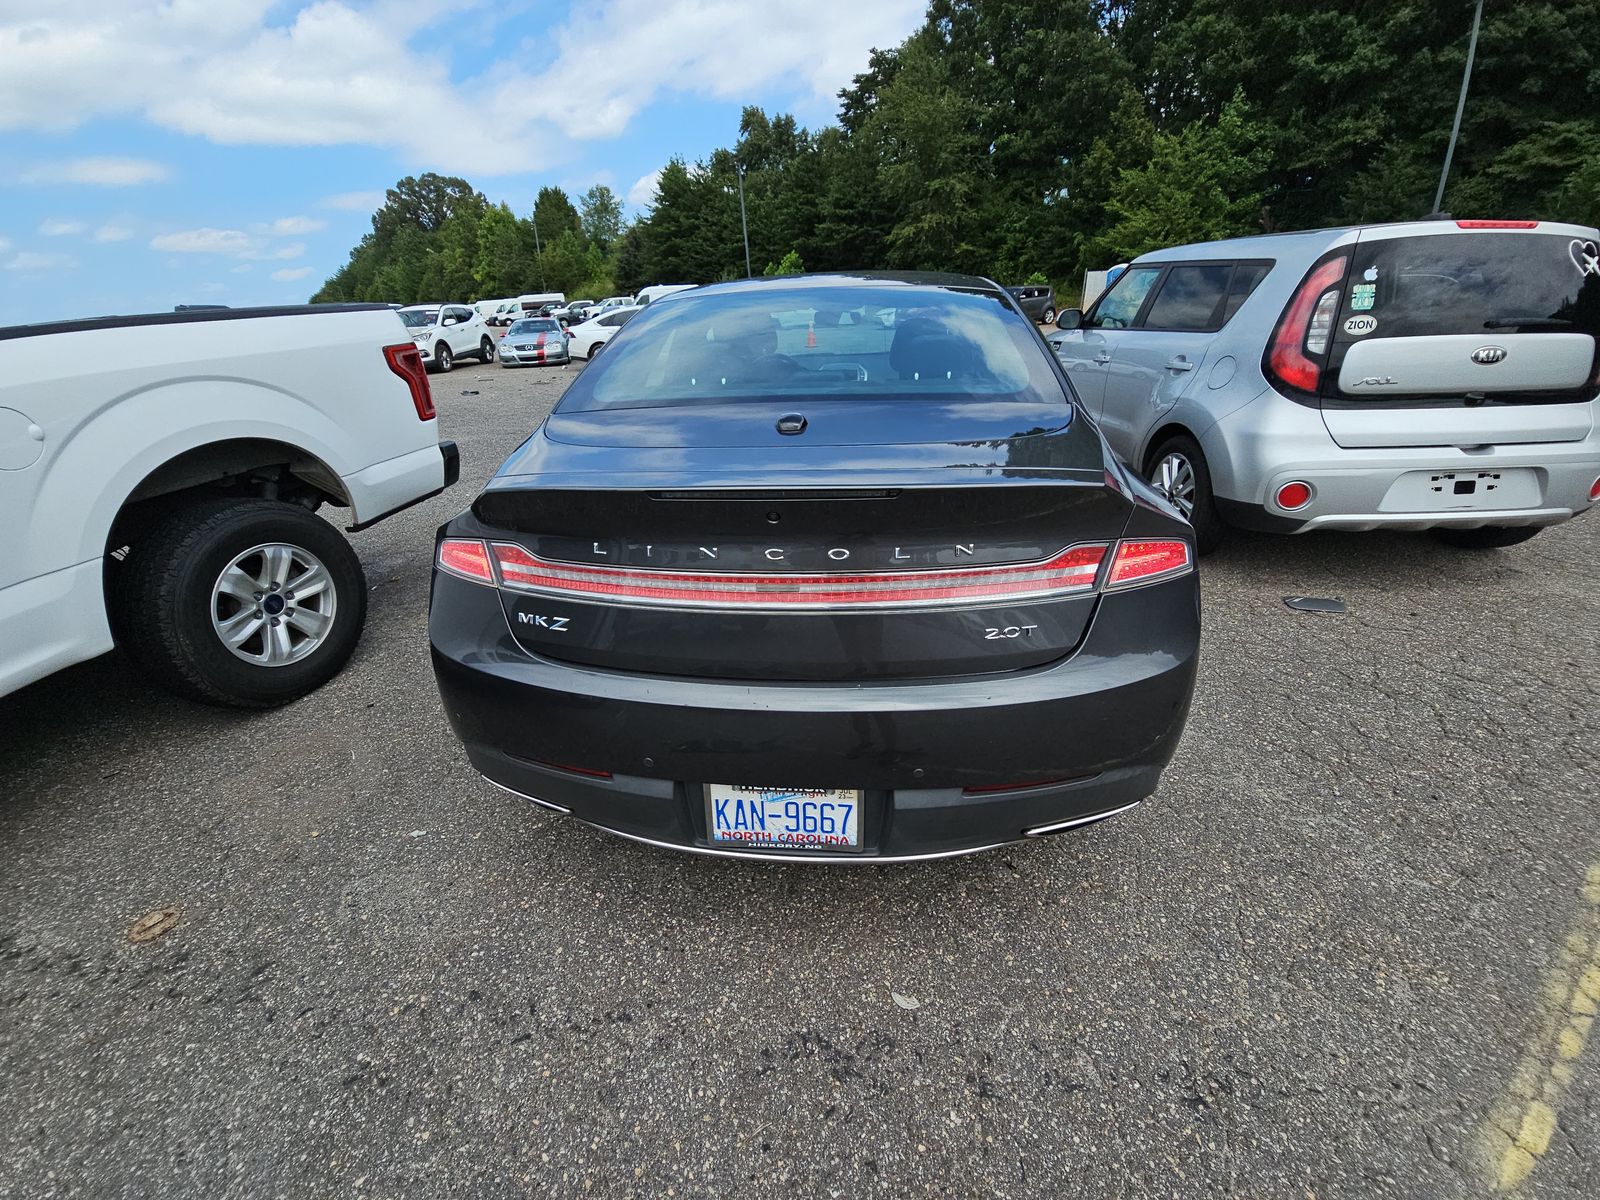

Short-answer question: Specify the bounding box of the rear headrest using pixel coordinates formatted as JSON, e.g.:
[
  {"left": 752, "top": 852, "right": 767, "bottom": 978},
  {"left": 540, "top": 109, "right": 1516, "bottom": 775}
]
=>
[{"left": 889, "top": 317, "right": 983, "bottom": 381}]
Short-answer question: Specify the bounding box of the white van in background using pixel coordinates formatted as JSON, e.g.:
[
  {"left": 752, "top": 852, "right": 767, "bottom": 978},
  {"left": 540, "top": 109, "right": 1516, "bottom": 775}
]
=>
[
  {"left": 517, "top": 292, "right": 566, "bottom": 316},
  {"left": 635, "top": 284, "right": 697, "bottom": 306}
]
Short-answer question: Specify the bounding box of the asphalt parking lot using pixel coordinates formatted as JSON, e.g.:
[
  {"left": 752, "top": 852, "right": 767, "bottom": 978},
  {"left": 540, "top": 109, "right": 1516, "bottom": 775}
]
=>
[{"left": 3, "top": 358, "right": 1598, "bottom": 1199}]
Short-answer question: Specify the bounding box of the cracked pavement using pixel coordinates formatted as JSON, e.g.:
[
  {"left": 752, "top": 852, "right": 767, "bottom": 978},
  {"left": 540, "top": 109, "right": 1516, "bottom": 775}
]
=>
[{"left": 2, "top": 362, "right": 1598, "bottom": 1198}]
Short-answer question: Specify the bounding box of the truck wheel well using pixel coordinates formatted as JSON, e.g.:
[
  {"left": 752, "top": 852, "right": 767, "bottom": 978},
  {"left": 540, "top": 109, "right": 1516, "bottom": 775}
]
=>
[
  {"left": 104, "top": 438, "right": 349, "bottom": 562},
  {"left": 1141, "top": 423, "right": 1197, "bottom": 475}
]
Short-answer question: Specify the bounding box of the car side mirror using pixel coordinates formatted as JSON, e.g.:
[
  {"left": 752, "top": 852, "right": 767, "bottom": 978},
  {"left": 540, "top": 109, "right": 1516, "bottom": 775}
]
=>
[
  {"left": 1056, "top": 309, "right": 1083, "bottom": 330},
  {"left": 442, "top": 317, "right": 458, "bottom": 326}
]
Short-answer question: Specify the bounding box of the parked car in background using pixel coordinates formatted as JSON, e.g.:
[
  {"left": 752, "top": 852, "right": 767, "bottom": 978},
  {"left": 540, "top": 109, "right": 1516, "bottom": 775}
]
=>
[
  {"left": 564, "top": 305, "right": 642, "bottom": 359},
  {"left": 635, "top": 284, "right": 697, "bottom": 306},
  {"left": 498, "top": 316, "right": 570, "bottom": 367},
  {"left": 517, "top": 292, "right": 566, "bottom": 318},
  {"left": 1007, "top": 284, "right": 1057, "bottom": 324},
  {"left": 1046, "top": 219, "right": 1600, "bottom": 552},
  {"left": 485, "top": 301, "right": 525, "bottom": 327},
  {"left": 398, "top": 303, "right": 495, "bottom": 373},
  {"left": 553, "top": 300, "right": 597, "bottom": 328},
  {"left": 594, "top": 295, "right": 635, "bottom": 313},
  {"left": 0, "top": 303, "right": 457, "bottom": 707},
  {"left": 428, "top": 273, "right": 1199, "bottom": 861},
  {"left": 474, "top": 298, "right": 515, "bottom": 324}
]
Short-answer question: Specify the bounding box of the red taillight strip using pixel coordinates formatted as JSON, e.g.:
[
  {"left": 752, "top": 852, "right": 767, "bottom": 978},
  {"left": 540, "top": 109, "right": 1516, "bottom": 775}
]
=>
[
  {"left": 438, "top": 538, "right": 495, "bottom": 585},
  {"left": 1456, "top": 219, "right": 1537, "bottom": 229},
  {"left": 489, "top": 543, "right": 1108, "bottom": 610},
  {"left": 1105, "top": 539, "right": 1193, "bottom": 589}
]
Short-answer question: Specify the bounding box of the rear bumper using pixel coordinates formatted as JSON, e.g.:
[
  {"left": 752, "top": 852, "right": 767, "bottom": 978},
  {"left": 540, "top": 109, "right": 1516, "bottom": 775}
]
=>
[
  {"left": 499, "top": 347, "right": 570, "bottom": 366},
  {"left": 429, "top": 570, "right": 1199, "bottom": 861},
  {"left": 1204, "top": 396, "right": 1600, "bottom": 532}
]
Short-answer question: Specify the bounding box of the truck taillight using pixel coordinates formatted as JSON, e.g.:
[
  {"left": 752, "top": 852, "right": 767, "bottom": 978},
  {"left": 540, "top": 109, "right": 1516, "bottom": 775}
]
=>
[
  {"left": 1265, "top": 255, "right": 1349, "bottom": 396},
  {"left": 384, "top": 343, "right": 436, "bottom": 420}
]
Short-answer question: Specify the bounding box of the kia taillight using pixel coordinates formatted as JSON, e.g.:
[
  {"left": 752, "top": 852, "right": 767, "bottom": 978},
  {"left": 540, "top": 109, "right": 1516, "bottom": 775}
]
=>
[
  {"left": 1265, "top": 255, "right": 1349, "bottom": 396},
  {"left": 1105, "top": 540, "right": 1193, "bottom": 589},
  {"left": 384, "top": 342, "right": 436, "bottom": 420},
  {"left": 489, "top": 543, "right": 1109, "bottom": 610},
  {"left": 438, "top": 538, "right": 495, "bottom": 585}
]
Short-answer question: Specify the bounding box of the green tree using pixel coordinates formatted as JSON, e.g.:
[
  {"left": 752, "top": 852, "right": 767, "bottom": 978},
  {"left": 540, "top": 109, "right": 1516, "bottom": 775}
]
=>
[
  {"left": 763, "top": 249, "right": 805, "bottom": 275},
  {"left": 1096, "top": 93, "right": 1267, "bottom": 261},
  {"left": 579, "top": 184, "right": 624, "bottom": 249}
]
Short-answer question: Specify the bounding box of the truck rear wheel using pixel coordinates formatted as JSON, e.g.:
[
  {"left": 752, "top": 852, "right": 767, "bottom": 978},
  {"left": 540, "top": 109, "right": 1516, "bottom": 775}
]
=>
[{"left": 118, "top": 498, "right": 367, "bottom": 707}]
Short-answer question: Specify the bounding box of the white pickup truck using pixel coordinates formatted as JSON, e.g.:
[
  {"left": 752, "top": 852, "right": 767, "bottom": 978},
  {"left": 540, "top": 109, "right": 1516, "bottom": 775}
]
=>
[{"left": 0, "top": 303, "right": 458, "bottom": 708}]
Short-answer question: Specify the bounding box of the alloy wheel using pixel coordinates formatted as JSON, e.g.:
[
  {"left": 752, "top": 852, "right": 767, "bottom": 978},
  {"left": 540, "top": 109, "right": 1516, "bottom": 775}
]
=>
[
  {"left": 1154, "top": 453, "right": 1196, "bottom": 518},
  {"left": 210, "top": 542, "right": 337, "bottom": 667}
]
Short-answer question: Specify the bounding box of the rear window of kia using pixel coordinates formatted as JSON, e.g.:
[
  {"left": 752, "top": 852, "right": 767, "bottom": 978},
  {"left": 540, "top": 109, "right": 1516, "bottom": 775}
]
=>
[{"left": 1334, "top": 232, "right": 1600, "bottom": 342}]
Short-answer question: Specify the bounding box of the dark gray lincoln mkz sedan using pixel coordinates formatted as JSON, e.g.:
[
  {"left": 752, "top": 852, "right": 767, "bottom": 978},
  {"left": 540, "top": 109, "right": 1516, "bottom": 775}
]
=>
[{"left": 429, "top": 273, "right": 1200, "bottom": 861}]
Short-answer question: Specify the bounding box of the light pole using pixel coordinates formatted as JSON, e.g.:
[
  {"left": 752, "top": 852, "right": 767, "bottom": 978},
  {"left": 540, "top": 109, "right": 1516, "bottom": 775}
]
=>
[
  {"left": 1433, "top": 0, "right": 1484, "bottom": 215},
  {"left": 736, "top": 165, "right": 752, "bottom": 279}
]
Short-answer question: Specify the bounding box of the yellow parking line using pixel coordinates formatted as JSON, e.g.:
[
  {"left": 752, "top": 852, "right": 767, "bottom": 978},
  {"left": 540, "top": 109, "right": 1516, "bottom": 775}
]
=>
[{"left": 1484, "top": 865, "right": 1600, "bottom": 1191}]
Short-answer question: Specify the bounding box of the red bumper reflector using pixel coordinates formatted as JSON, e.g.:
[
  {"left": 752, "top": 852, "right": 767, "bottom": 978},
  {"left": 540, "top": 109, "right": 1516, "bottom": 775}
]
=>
[
  {"left": 438, "top": 538, "right": 495, "bottom": 584},
  {"left": 1106, "top": 540, "right": 1192, "bottom": 589},
  {"left": 383, "top": 342, "right": 436, "bottom": 420},
  {"left": 488, "top": 543, "right": 1109, "bottom": 610},
  {"left": 1276, "top": 481, "right": 1313, "bottom": 510},
  {"left": 530, "top": 758, "right": 613, "bottom": 780},
  {"left": 1590, "top": 476, "right": 1600, "bottom": 502}
]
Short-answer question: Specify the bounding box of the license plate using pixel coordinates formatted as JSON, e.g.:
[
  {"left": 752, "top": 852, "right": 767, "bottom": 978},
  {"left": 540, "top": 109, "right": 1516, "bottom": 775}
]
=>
[{"left": 706, "top": 784, "right": 862, "bottom": 852}]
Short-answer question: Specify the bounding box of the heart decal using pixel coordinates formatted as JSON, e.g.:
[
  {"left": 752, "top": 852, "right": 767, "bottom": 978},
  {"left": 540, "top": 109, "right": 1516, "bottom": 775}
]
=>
[{"left": 1570, "top": 238, "right": 1600, "bottom": 278}]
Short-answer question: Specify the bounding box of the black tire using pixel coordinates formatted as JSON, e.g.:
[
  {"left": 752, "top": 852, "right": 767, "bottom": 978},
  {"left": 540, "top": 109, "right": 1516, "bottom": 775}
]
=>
[
  {"left": 117, "top": 498, "right": 367, "bottom": 708},
  {"left": 588, "top": 340, "right": 603, "bottom": 359},
  {"left": 1431, "top": 525, "right": 1544, "bottom": 550},
  {"left": 1042, "top": 307, "right": 1056, "bottom": 325},
  {"left": 434, "top": 342, "right": 453, "bottom": 373},
  {"left": 479, "top": 336, "right": 496, "bottom": 363},
  {"left": 1147, "top": 434, "right": 1226, "bottom": 555}
]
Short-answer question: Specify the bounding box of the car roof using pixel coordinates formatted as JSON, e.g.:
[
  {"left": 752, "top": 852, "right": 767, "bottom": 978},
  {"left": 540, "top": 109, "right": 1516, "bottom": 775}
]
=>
[
  {"left": 679, "top": 271, "right": 1006, "bottom": 299},
  {"left": 1133, "top": 218, "right": 1600, "bottom": 265}
]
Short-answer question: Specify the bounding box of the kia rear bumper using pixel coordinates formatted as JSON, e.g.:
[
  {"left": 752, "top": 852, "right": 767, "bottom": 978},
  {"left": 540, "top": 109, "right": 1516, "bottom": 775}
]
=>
[{"left": 429, "top": 570, "right": 1199, "bottom": 861}]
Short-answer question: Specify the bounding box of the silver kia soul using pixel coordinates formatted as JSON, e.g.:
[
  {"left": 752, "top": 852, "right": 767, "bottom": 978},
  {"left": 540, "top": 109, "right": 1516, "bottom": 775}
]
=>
[{"left": 1047, "top": 220, "right": 1600, "bottom": 552}]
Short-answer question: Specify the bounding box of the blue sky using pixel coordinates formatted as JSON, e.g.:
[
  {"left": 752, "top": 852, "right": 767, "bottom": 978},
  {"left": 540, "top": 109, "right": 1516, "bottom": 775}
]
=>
[{"left": 0, "top": 0, "right": 924, "bottom": 324}]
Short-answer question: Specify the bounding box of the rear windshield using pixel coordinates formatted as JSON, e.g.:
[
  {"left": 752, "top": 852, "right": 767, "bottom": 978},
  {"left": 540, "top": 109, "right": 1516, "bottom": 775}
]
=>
[
  {"left": 1336, "top": 232, "right": 1600, "bottom": 340},
  {"left": 555, "top": 285, "right": 1065, "bottom": 413}
]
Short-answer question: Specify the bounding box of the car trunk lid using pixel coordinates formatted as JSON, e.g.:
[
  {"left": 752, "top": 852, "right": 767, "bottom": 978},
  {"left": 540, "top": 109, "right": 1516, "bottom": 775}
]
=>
[{"left": 1320, "top": 226, "right": 1599, "bottom": 448}]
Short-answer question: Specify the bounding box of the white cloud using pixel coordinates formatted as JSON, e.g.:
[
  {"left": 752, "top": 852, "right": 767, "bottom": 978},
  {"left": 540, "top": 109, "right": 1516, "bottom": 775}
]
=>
[
  {"left": 0, "top": 2, "right": 923, "bottom": 175},
  {"left": 93, "top": 224, "right": 134, "bottom": 243},
  {"left": 626, "top": 168, "right": 662, "bottom": 209},
  {"left": 0, "top": 237, "right": 10, "bottom": 254},
  {"left": 271, "top": 267, "right": 311, "bottom": 282},
  {"left": 320, "top": 190, "right": 385, "bottom": 211},
  {"left": 260, "top": 216, "right": 325, "bottom": 235},
  {"left": 151, "top": 227, "right": 256, "bottom": 255},
  {"left": 230, "top": 263, "right": 253, "bottom": 273},
  {"left": 6, "top": 251, "right": 75, "bottom": 272},
  {"left": 19, "top": 157, "right": 170, "bottom": 186},
  {"left": 38, "top": 218, "right": 86, "bottom": 237}
]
